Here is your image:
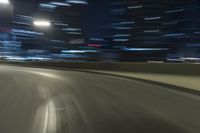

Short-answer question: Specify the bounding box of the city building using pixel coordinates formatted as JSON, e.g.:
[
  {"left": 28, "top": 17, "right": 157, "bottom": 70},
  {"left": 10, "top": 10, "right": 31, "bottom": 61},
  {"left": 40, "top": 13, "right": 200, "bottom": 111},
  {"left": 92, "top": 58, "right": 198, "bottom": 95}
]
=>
[
  {"left": 108, "top": 0, "right": 200, "bottom": 61},
  {"left": 10, "top": 0, "right": 89, "bottom": 61},
  {"left": 0, "top": 1, "right": 22, "bottom": 60}
]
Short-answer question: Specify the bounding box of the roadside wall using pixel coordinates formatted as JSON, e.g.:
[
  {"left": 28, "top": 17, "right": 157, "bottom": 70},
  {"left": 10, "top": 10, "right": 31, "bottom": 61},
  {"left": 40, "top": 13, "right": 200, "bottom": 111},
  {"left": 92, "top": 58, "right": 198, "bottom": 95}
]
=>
[{"left": 4, "top": 61, "right": 200, "bottom": 76}]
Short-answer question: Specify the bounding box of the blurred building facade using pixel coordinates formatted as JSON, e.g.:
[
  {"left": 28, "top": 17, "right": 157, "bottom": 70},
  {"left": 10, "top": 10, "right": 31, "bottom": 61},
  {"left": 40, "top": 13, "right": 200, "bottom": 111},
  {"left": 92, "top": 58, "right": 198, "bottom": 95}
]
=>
[
  {"left": 1, "top": 0, "right": 200, "bottom": 62},
  {"left": 0, "top": 2, "right": 22, "bottom": 60},
  {"left": 10, "top": 0, "right": 89, "bottom": 61},
  {"left": 107, "top": 0, "right": 200, "bottom": 61}
]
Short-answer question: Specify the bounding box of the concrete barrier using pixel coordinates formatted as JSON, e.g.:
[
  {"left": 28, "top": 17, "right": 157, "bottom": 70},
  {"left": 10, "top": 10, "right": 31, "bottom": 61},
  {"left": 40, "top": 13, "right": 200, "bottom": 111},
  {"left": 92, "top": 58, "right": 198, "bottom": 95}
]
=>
[
  {"left": 2, "top": 61, "right": 200, "bottom": 93},
  {"left": 3, "top": 61, "right": 200, "bottom": 76}
]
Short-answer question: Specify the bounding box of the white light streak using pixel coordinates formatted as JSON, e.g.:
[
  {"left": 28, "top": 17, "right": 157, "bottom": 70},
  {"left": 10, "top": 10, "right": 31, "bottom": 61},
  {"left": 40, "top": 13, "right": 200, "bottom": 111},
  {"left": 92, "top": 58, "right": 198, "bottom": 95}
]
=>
[
  {"left": 144, "top": 16, "right": 161, "bottom": 20},
  {"left": 50, "top": 2, "right": 71, "bottom": 6},
  {"left": 128, "top": 5, "right": 143, "bottom": 9},
  {"left": 34, "top": 20, "right": 51, "bottom": 27},
  {"left": 66, "top": 0, "right": 88, "bottom": 5}
]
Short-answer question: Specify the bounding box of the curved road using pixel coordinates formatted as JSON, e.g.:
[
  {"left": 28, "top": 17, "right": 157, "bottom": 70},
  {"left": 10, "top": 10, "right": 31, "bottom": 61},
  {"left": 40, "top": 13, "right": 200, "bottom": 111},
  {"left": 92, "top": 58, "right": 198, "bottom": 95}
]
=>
[{"left": 0, "top": 65, "right": 200, "bottom": 133}]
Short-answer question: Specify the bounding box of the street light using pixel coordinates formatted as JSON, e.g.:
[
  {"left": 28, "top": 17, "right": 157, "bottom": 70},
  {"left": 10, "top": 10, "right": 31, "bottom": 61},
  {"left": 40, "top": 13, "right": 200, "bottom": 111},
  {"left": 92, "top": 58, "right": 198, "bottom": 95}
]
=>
[
  {"left": 0, "top": 0, "right": 10, "bottom": 4},
  {"left": 33, "top": 20, "right": 51, "bottom": 28}
]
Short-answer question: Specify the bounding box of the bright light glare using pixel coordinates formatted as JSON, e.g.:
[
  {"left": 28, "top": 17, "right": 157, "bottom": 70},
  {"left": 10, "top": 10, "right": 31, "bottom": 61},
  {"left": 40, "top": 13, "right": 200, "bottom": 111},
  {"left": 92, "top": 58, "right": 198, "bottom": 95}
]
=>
[
  {"left": 0, "top": 0, "right": 9, "bottom": 4},
  {"left": 33, "top": 20, "right": 51, "bottom": 27}
]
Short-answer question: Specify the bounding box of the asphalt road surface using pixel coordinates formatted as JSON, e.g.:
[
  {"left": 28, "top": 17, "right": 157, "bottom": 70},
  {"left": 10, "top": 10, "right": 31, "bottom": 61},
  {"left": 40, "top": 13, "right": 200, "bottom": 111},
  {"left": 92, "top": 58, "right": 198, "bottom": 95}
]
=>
[{"left": 0, "top": 65, "right": 200, "bottom": 133}]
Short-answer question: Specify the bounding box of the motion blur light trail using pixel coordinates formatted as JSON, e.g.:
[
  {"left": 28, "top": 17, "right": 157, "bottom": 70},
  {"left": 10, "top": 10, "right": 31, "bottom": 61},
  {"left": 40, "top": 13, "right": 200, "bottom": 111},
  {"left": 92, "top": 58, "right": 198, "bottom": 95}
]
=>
[{"left": 0, "top": 0, "right": 200, "bottom": 62}]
